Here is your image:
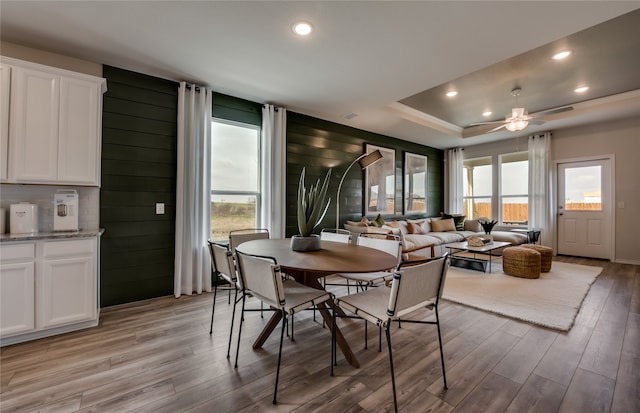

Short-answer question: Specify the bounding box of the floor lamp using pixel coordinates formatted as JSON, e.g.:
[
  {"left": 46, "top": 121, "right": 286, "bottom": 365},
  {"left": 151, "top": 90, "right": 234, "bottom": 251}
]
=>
[{"left": 335, "top": 150, "right": 383, "bottom": 229}]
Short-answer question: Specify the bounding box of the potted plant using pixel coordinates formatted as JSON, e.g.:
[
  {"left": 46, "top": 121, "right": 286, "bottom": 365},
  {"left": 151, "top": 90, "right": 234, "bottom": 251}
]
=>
[
  {"left": 479, "top": 218, "right": 497, "bottom": 234},
  {"left": 291, "top": 167, "right": 332, "bottom": 252}
]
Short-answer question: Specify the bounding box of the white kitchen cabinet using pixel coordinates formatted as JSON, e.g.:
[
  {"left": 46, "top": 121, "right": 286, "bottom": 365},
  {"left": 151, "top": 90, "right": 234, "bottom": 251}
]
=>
[
  {"left": 9, "top": 66, "right": 60, "bottom": 182},
  {"left": 1, "top": 56, "right": 105, "bottom": 186},
  {"left": 1, "top": 63, "right": 12, "bottom": 182},
  {"left": 0, "top": 243, "right": 36, "bottom": 337},
  {"left": 0, "top": 236, "right": 99, "bottom": 346},
  {"left": 38, "top": 238, "right": 96, "bottom": 328}
]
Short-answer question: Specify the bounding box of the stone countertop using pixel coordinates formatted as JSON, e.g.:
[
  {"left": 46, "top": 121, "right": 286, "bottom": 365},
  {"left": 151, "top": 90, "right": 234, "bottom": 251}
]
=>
[{"left": 0, "top": 229, "right": 105, "bottom": 243}]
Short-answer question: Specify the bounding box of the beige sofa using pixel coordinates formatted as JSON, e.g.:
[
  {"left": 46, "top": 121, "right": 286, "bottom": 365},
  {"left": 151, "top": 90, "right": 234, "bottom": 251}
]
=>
[{"left": 344, "top": 217, "right": 528, "bottom": 260}]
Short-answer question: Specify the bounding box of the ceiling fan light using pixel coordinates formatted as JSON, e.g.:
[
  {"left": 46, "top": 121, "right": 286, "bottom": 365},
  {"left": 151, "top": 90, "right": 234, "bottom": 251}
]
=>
[{"left": 505, "top": 119, "right": 529, "bottom": 132}]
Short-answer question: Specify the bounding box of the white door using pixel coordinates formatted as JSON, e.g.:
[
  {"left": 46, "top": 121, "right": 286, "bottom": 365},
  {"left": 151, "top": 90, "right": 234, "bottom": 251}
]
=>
[
  {"left": 58, "top": 76, "right": 100, "bottom": 184},
  {"left": 10, "top": 67, "right": 60, "bottom": 182},
  {"left": 0, "top": 63, "right": 10, "bottom": 182},
  {"left": 557, "top": 158, "right": 612, "bottom": 259},
  {"left": 38, "top": 239, "right": 96, "bottom": 329},
  {"left": 0, "top": 261, "right": 35, "bottom": 337}
]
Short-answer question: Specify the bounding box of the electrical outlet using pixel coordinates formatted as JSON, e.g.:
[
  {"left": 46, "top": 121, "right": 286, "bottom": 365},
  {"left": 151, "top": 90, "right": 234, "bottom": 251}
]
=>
[{"left": 156, "top": 203, "right": 165, "bottom": 214}]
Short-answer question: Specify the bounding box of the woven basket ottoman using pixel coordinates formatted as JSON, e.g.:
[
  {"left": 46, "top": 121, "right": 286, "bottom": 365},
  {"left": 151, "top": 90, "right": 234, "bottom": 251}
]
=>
[
  {"left": 502, "top": 246, "right": 541, "bottom": 279},
  {"left": 521, "top": 244, "right": 553, "bottom": 272}
]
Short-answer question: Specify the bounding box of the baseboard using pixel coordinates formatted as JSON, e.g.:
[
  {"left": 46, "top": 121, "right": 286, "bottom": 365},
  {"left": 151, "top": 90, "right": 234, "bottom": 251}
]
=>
[{"left": 614, "top": 258, "right": 640, "bottom": 266}]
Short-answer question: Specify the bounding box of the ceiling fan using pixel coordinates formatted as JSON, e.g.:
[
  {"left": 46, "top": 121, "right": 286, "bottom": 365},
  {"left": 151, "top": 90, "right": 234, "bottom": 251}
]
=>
[{"left": 470, "top": 87, "right": 574, "bottom": 133}]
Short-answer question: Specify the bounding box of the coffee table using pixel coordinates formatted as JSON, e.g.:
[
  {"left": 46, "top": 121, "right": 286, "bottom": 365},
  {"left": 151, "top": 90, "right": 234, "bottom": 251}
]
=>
[{"left": 445, "top": 241, "right": 511, "bottom": 273}]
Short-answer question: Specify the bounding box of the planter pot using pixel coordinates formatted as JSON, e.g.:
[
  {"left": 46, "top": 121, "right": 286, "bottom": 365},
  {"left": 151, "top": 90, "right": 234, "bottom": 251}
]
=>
[{"left": 290, "top": 234, "right": 321, "bottom": 252}]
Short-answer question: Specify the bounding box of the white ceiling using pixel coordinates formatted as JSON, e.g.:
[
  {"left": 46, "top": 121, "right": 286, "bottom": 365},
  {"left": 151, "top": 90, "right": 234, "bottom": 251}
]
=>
[{"left": 2, "top": 1, "right": 640, "bottom": 149}]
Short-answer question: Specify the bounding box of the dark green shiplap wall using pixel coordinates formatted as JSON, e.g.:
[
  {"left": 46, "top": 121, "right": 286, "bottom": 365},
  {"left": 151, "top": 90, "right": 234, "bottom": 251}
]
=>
[
  {"left": 286, "top": 112, "right": 444, "bottom": 237},
  {"left": 100, "top": 66, "right": 178, "bottom": 307}
]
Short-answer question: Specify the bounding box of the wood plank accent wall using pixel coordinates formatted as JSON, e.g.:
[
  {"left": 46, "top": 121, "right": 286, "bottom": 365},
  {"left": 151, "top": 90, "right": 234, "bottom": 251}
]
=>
[
  {"left": 286, "top": 112, "right": 444, "bottom": 236},
  {"left": 100, "top": 66, "right": 178, "bottom": 307}
]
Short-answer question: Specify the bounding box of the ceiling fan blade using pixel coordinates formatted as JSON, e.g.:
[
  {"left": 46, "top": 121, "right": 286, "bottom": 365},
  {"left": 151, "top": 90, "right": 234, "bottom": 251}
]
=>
[
  {"left": 469, "top": 120, "right": 506, "bottom": 126},
  {"left": 488, "top": 124, "right": 507, "bottom": 133},
  {"left": 531, "top": 106, "right": 574, "bottom": 118},
  {"left": 529, "top": 119, "right": 546, "bottom": 125}
]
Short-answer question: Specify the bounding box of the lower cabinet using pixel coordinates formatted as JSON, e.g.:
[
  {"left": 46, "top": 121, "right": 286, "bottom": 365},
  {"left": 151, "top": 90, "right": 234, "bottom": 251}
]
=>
[
  {"left": 0, "top": 237, "right": 99, "bottom": 346},
  {"left": 0, "top": 243, "right": 35, "bottom": 336}
]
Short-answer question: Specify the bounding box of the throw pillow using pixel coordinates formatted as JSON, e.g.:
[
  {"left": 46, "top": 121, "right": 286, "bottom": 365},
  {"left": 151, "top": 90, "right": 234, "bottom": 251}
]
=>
[
  {"left": 407, "top": 221, "right": 426, "bottom": 234},
  {"left": 431, "top": 218, "right": 456, "bottom": 232},
  {"left": 442, "top": 212, "right": 466, "bottom": 231},
  {"left": 373, "top": 213, "right": 385, "bottom": 227}
]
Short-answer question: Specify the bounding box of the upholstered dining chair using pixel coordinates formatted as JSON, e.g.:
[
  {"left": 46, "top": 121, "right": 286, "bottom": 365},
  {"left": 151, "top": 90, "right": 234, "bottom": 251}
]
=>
[
  {"left": 228, "top": 228, "right": 270, "bottom": 255},
  {"left": 207, "top": 240, "right": 241, "bottom": 359},
  {"left": 334, "top": 233, "right": 403, "bottom": 292},
  {"left": 334, "top": 254, "right": 450, "bottom": 413},
  {"left": 234, "top": 250, "right": 336, "bottom": 404}
]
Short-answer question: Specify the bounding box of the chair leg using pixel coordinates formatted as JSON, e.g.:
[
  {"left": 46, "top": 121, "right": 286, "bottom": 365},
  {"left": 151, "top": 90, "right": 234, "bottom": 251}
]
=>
[
  {"left": 234, "top": 294, "right": 247, "bottom": 368},
  {"left": 331, "top": 301, "right": 337, "bottom": 371},
  {"left": 364, "top": 320, "right": 368, "bottom": 349},
  {"left": 385, "top": 326, "right": 398, "bottom": 413},
  {"left": 291, "top": 314, "right": 295, "bottom": 341},
  {"left": 209, "top": 273, "right": 219, "bottom": 334},
  {"left": 226, "top": 287, "right": 239, "bottom": 359},
  {"left": 435, "top": 306, "right": 448, "bottom": 389},
  {"left": 379, "top": 326, "right": 382, "bottom": 352},
  {"left": 273, "top": 311, "right": 287, "bottom": 405}
]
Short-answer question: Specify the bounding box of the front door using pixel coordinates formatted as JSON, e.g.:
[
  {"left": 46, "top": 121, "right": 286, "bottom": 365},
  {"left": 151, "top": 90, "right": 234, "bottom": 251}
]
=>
[{"left": 557, "top": 158, "right": 612, "bottom": 259}]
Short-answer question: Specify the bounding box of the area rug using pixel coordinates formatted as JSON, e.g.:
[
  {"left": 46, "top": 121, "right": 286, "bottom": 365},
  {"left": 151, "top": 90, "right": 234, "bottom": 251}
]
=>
[{"left": 442, "top": 260, "right": 603, "bottom": 331}]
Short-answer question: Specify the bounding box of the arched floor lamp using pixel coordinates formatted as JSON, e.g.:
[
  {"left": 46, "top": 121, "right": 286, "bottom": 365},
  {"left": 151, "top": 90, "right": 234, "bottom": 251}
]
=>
[{"left": 335, "top": 149, "right": 383, "bottom": 229}]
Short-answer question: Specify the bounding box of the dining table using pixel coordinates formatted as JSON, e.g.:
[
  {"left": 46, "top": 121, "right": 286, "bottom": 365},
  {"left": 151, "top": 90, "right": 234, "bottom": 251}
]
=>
[{"left": 235, "top": 238, "right": 398, "bottom": 368}]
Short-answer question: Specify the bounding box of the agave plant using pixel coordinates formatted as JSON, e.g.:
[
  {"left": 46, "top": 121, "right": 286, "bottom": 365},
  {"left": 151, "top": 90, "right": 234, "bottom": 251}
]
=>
[
  {"left": 479, "top": 218, "right": 498, "bottom": 234},
  {"left": 297, "top": 167, "right": 332, "bottom": 237}
]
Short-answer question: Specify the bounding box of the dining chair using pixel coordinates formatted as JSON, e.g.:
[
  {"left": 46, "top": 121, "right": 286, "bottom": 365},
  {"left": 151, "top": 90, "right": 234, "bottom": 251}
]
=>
[
  {"left": 228, "top": 228, "right": 270, "bottom": 254},
  {"left": 334, "top": 254, "right": 450, "bottom": 413},
  {"left": 335, "top": 233, "right": 402, "bottom": 292},
  {"left": 234, "top": 250, "right": 336, "bottom": 404},
  {"left": 319, "top": 228, "right": 353, "bottom": 295},
  {"left": 207, "top": 240, "right": 240, "bottom": 359}
]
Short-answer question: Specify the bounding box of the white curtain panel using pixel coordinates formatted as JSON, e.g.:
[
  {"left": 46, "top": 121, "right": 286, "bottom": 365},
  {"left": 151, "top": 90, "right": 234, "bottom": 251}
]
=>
[
  {"left": 446, "top": 148, "right": 464, "bottom": 214},
  {"left": 174, "top": 82, "right": 212, "bottom": 297},
  {"left": 260, "top": 105, "right": 286, "bottom": 238},
  {"left": 528, "top": 132, "right": 552, "bottom": 238}
]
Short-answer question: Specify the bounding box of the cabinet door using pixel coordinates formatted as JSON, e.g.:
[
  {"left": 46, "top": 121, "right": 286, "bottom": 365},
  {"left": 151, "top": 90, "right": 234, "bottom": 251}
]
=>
[
  {"left": 39, "top": 240, "right": 96, "bottom": 328},
  {"left": 9, "top": 67, "right": 59, "bottom": 182},
  {"left": 0, "top": 261, "right": 35, "bottom": 337},
  {"left": 58, "top": 77, "right": 100, "bottom": 184},
  {"left": 0, "top": 64, "right": 10, "bottom": 182}
]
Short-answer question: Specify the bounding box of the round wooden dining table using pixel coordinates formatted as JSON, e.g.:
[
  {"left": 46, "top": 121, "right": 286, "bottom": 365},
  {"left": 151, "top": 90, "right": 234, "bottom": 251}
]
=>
[{"left": 236, "top": 238, "right": 398, "bottom": 368}]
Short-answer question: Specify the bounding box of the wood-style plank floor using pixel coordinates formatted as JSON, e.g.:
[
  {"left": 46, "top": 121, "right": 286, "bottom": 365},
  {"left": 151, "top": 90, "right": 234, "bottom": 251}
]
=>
[{"left": 1, "top": 256, "right": 638, "bottom": 412}]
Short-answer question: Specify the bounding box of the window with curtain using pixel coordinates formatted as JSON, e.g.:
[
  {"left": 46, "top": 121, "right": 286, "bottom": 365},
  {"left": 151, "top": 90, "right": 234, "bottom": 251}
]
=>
[
  {"left": 500, "top": 152, "right": 529, "bottom": 225},
  {"left": 210, "top": 119, "right": 261, "bottom": 240},
  {"left": 463, "top": 157, "right": 492, "bottom": 219}
]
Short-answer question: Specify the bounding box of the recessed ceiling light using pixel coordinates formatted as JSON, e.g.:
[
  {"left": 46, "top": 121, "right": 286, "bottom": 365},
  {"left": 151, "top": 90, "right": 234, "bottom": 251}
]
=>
[
  {"left": 446, "top": 91, "right": 458, "bottom": 97},
  {"left": 482, "top": 111, "right": 492, "bottom": 117},
  {"left": 292, "top": 21, "right": 313, "bottom": 36},
  {"left": 552, "top": 50, "right": 572, "bottom": 60},
  {"left": 574, "top": 86, "right": 590, "bottom": 93}
]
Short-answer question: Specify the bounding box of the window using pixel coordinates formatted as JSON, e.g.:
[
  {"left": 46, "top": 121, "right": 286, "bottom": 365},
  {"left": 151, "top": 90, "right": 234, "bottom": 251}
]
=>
[
  {"left": 500, "top": 152, "right": 529, "bottom": 225},
  {"left": 463, "top": 157, "right": 492, "bottom": 220},
  {"left": 210, "top": 119, "right": 261, "bottom": 240}
]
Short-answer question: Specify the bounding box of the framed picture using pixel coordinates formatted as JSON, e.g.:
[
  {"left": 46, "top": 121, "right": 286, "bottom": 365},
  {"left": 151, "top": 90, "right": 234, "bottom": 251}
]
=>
[
  {"left": 365, "top": 144, "right": 395, "bottom": 215},
  {"left": 404, "top": 152, "right": 428, "bottom": 214}
]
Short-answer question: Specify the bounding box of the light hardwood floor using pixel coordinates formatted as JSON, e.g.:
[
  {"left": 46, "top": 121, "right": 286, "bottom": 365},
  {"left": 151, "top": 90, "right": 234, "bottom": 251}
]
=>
[{"left": 1, "top": 256, "right": 638, "bottom": 412}]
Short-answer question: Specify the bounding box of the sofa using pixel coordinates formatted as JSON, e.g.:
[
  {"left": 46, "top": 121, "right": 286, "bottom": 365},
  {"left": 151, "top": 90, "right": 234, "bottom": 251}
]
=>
[{"left": 344, "top": 216, "right": 528, "bottom": 260}]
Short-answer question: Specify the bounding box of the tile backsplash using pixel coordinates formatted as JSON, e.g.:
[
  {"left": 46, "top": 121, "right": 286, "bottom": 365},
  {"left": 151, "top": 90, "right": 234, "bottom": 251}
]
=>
[{"left": 0, "top": 184, "right": 99, "bottom": 233}]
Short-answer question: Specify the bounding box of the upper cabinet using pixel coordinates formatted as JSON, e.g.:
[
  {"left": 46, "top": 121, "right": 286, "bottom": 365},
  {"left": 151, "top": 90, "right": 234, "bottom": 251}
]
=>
[
  {"left": 0, "top": 63, "right": 10, "bottom": 182},
  {"left": 1, "top": 57, "right": 106, "bottom": 186}
]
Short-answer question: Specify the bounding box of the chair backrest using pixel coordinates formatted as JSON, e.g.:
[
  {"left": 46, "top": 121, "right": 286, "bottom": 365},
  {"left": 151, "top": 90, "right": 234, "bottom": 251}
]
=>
[
  {"left": 235, "top": 251, "right": 284, "bottom": 308},
  {"left": 387, "top": 254, "right": 449, "bottom": 318},
  {"left": 229, "top": 228, "right": 269, "bottom": 254},
  {"left": 208, "top": 240, "right": 237, "bottom": 284},
  {"left": 357, "top": 233, "right": 403, "bottom": 263},
  {"left": 320, "top": 228, "right": 352, "bottom": 244}
]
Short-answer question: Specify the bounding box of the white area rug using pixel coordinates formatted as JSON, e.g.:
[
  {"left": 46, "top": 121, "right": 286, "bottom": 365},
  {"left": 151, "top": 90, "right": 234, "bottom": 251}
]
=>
[{"left": 442, "top": 260, "right": 603, "bottom": 331}]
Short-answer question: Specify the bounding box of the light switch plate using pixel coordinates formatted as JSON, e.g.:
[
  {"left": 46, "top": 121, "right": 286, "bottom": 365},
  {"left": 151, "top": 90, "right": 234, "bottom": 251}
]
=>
[{"left": 156, "top": 203, "right": 165, "bottom": 214}]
